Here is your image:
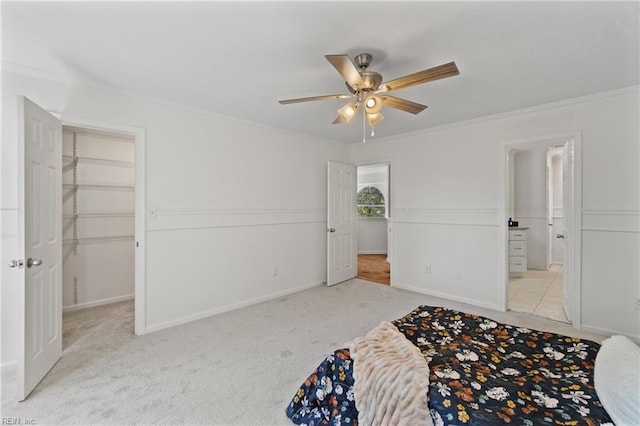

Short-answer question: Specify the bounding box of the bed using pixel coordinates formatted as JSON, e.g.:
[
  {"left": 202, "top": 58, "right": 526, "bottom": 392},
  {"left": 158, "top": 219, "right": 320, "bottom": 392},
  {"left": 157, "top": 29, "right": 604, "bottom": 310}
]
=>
[{"left": 285, "top": 305, "right": 628, "bottom": 425}]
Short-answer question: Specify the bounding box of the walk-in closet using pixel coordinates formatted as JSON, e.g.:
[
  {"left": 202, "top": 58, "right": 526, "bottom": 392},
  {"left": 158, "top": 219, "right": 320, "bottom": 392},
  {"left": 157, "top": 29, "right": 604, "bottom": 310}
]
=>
[{"left": 62, "top": 126, "right": 135, "bottom": 347}]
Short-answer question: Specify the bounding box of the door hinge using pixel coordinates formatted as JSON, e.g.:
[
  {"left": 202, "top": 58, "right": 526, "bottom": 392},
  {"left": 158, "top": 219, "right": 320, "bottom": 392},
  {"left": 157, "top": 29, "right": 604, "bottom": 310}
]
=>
[{"left": 9, "top": 259, "right": 24, "bottom": 269}]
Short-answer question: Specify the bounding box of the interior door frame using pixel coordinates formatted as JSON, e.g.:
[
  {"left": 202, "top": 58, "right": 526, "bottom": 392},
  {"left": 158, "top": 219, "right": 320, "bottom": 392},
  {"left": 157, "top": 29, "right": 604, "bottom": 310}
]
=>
[
  {"left": 498, "top": 131, "right": 582, "bottom": 329},
  {"left": 58, "top": 115, "right": 147, "bottom": 336},
  {"left": 354, "top": 159, "right": 394, "bottom": 283}
]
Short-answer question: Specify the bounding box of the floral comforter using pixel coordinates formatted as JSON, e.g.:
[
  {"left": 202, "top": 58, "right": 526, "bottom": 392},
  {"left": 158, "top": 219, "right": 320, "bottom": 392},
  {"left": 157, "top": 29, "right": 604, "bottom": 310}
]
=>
[{"left": 286, "top": 306, "right": 612, "bottom": 425}]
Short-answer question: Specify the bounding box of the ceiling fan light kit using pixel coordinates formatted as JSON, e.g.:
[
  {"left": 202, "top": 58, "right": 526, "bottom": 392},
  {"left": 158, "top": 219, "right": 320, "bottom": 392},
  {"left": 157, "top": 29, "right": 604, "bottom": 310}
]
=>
[
  {"left": 335, "top": 101, "right": 360, "bottom": 124},
  {"left": 365, "top": 96, "right": 382, "bottom": 114},
  {"left": 367, "top": 112, "right": 384, "bottom": 126},
  {"left": 279, "top": 53, "right": 460, "bottom": 141}
]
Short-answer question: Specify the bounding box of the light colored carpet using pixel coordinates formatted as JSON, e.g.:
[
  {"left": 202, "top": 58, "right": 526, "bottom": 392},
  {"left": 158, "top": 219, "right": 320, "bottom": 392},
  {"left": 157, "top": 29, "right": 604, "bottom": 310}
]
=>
[{"left": 1, "top": 278, "right": 607, "bottom": 425}]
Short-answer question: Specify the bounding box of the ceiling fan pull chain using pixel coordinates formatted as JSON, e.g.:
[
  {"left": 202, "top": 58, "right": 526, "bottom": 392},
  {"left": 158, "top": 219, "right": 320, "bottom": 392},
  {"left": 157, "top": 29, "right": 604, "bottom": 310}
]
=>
[{"left": 362, "top": 107, "right": 366, "bottom": 143}]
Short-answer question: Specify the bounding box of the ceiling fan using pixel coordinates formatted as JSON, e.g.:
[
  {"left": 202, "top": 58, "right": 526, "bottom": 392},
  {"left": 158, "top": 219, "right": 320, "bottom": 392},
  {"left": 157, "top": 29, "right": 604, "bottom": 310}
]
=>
[{"left": 279, "top": 53, "right": 460, "bottom": 131}]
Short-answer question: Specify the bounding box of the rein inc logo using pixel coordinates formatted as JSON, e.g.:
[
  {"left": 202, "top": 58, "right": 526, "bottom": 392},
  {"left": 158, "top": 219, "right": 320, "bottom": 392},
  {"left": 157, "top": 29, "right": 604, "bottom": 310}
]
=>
[{"left": 1, "top": 419, "right": 35, "bottom": 425}]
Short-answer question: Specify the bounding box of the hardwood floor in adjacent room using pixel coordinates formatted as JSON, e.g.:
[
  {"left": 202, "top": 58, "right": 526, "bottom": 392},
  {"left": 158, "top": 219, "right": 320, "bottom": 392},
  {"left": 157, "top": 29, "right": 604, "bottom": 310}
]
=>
[{"left": 357, "top": 254, "right": 390, "bottom": 285}]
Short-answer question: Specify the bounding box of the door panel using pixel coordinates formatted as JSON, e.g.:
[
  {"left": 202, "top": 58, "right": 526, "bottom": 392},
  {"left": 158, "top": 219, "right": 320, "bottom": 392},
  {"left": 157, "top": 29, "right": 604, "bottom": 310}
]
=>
[
  {"left": 327, "top": 162, "right": 356, "bottom": 286},
  {"left": 17, "top": 97, "right": 62, "bottom": 401}
]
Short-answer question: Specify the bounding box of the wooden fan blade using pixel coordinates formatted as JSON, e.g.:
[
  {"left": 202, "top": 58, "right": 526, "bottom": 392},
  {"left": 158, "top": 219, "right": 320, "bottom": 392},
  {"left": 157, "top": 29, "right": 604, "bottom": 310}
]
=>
[
  {"left": 382, "top": 96, "right": 428, "bottom": 114},
  {"left": 325, "top": 54, "right": 364, "bottom": 88},
  {"left": 279, "top": 94, "right": 352, "bottom": 104},
  {"left": 382, "top": 62, "right": 459, "bottom": 92}
]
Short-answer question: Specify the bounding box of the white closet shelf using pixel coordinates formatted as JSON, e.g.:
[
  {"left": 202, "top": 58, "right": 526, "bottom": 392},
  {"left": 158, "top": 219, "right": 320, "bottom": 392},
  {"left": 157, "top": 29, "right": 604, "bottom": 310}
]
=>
[
  {"left": 63, "top": 155, "right": 134, "bottom": 168},
  {"left": 63, "top": 212, "right": 134, "bottom": 219},
  {"left": 63, "top": 183, "right": 134, "bottom": 192},
  {"left": 63, "top": 235, "right": 134, "bottom": 245}
]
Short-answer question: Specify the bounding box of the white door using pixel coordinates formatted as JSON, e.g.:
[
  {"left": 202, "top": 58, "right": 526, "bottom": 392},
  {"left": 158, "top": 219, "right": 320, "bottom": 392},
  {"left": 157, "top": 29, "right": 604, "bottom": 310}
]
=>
[
  {"left": 561, "top": 141, "right": 572, "bottom": 321},
  {"left": 16, "top": 97, "right": 63, "bottom": 400},
  {"left": 327, "top": 162, "right": 356, "bottom": 286},
  {"left": 546, "top": 153, "right": 554, "bottom": 269}
]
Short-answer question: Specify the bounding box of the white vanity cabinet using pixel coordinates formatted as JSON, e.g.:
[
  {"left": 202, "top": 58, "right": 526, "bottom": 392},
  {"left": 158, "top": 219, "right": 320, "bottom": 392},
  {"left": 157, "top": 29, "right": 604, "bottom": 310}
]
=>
[{"left": 509, "top": 228, "right": 528, "bottom": 277}]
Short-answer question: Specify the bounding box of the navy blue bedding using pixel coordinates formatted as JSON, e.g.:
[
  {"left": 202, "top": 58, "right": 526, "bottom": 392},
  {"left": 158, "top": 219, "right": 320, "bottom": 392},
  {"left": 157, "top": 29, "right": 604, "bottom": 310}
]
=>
[{"left": 286, "top": 306, "right": 612, "bottom": 425}]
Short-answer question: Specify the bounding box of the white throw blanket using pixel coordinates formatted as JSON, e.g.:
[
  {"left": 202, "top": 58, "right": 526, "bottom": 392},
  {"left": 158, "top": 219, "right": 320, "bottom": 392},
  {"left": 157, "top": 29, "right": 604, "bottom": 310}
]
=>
[{"left": 347, "top": 321, "right": 433, "bottom": 426}]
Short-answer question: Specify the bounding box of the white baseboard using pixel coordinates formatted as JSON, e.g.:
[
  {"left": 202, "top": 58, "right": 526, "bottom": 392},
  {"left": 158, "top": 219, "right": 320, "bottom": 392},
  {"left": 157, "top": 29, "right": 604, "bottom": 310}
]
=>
[
  {"left": 143, "top": 281, "right": 323, "bottom": 334},
  {"left": 392, "top": 283, "right": 503, "bottom": 312},
  {"left": 581, "top": 324, "right": 640, "bottom": 343},
  {"left": 63, "top": 294, "right": 134, "bottom": 312},
  {"left": 357, "top": 250, "right": 388, "bottom": 255}
]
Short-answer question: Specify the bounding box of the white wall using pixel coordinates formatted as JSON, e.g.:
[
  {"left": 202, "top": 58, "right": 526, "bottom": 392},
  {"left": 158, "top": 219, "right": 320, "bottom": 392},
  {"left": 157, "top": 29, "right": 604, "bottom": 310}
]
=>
[
  {"left": 351, "top": 88, "right": 640, "bottom": 338},
  {"left": 1, "top": 70, "right": 349, "bottom": 366},
  {"left": 513, "top": 150, "right": 548, "bottom": 270},
  {"left": 357, "top": 218, "right": 387, "bottom": 254},
  {"left": 62, "top": 127, "right": 135, "bottom": 310}
]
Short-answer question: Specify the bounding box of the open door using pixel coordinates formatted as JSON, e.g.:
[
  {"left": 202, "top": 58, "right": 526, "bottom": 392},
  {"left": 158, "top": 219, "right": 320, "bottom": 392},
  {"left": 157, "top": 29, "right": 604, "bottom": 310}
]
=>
[
  {"left": 15, "top": 97, "right": 63, "bottom": 400},
  {"left": 327, "top": 162, "right": 356, "bottom": 286},
  {"left": 546, "top": 153, "right": 554, "bottom": 269},
  {"left": 561, "top": 141, "right": 573, "bottom": 321}
]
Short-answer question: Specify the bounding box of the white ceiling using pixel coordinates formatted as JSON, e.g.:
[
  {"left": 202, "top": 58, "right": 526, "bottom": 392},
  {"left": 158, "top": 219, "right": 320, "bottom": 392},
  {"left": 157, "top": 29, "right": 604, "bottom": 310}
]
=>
[{"left": 2, "top": 1, "right": 638, "bottom": 144}]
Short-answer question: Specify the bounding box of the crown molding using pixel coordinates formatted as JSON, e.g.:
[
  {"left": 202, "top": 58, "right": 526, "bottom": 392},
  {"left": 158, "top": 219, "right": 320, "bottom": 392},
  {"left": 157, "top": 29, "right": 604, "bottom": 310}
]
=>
[
  {"left": 1, "top": 61, "right": 346, "bottom": 148},
  {"left": 4, "top": 61, "right": 637, "bottom": 148},
  {"left": 362, "top": 85, "right": 640, "bottom": 145}
]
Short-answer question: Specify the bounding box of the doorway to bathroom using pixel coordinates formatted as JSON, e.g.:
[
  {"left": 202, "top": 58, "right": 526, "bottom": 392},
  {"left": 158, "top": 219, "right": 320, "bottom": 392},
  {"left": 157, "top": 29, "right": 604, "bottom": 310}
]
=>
[{"left": 502, "top": 133, "right": 581, "bottom": 326}]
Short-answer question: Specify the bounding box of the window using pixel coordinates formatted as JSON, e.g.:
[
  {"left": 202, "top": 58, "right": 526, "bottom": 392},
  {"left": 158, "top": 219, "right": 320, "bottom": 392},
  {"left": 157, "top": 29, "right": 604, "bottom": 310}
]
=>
[{"left": 357, "top": 186, "right": 385, "bottom": 217}]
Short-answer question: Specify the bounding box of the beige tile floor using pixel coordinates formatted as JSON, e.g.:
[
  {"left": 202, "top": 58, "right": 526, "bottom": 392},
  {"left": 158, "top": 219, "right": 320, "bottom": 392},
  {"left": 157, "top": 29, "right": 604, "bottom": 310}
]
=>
[{"left": 508, "top": 264, "right": 568, "bottom": 323}]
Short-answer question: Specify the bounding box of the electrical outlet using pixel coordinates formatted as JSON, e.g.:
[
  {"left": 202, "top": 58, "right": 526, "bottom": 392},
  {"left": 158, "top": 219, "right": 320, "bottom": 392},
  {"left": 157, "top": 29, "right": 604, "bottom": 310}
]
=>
[
  {"left": 636, "top": 298, "right": 640, "bottom": 311},
  {"left": 425, "top": 265, "right": 431, "bottom": 274},
  {"left": 456, "top": 269, "right": 462, "bottom": 279},
  {"left": 272, "top": 267, "right": 279, "bottom": 277}
]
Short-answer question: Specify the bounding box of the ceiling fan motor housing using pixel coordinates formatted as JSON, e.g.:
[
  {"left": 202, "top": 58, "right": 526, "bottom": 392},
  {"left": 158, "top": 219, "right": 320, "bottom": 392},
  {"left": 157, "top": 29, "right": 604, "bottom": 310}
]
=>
[
  {"left": 346, "top": 71, "right": 382, "bottom": 93},
  {"left": 354, "top": 53, "right": 373, "bottom": 69},
  {"left": 345, "top": 53, "right": 381, "bottom": 93}
]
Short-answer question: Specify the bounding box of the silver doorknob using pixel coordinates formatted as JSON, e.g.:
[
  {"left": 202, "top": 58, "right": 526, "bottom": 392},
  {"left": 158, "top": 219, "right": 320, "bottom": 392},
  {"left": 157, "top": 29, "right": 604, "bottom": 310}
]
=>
[
  {"left": 328, "top": 228, "right": 336, "bottom": 233},
  {"left": 556, "top": 234, "right": 565, "bottom": 239},
  {"left": 26, "top": 258, "right": 42, "bottom": 268}
]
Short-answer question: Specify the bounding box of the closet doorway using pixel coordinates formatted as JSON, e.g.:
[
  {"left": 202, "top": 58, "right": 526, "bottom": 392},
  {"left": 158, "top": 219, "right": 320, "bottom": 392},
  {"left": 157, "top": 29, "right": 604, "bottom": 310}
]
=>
[
  {"left": 356, "top": 163, "right": 391, "bottom": 285},
  {"left": 61, "top": 126, "right": 138, "bottom": 349}
]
